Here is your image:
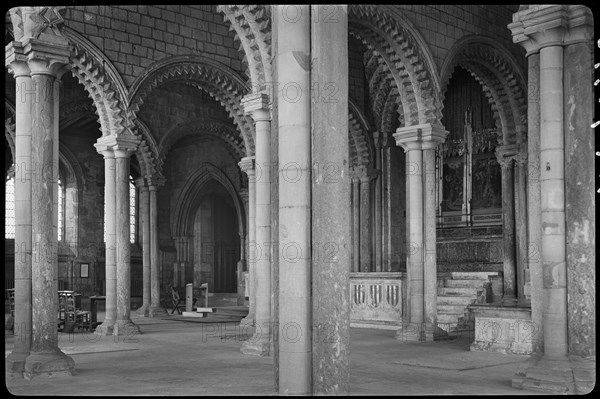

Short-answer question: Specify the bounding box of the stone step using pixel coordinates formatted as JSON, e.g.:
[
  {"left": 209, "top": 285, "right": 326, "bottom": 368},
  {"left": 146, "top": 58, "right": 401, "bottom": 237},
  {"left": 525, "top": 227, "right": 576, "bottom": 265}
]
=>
[
  {"left": 438, "top": 287, "right": 482, "bottom": 296},
  {"left": 437, "top": 295, "right": 477, "bottom": 306},
  {"left": 437, "top": 313, "right": 460, "bottom": 324},
  {"left": 437, "top": 304, "right": 467, "bottom": 315},
  {"left": 450, "top": 272, "right": 498, "bottom": 280},
  {"left": 207, "top": 293, "right": 240, "bottom": 308},
  {"left": 212, "top": 306, "right": 248, "bottom": 317},
  {"left": 444, "top": 279, "right": 486, "bottom": 289}
]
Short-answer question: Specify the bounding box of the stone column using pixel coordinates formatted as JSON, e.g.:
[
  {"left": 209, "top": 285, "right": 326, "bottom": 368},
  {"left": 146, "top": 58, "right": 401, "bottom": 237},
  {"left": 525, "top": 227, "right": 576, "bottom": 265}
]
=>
[
  {"left": 373, "top": 133, "right": 383, "bottom": 272},
  {"left": 509, "top": 5, "right": 594, "bottom": 393},
  {"left": 94, "top": 143, "right": 116, "bottom": 335},
  {"left": 113, "top": 142, "right": 141, "bottom": 335},
  {"left": 422, "top": 142, "right": 439, "bottom": 338},
  {"left": 358, "top": 167, "right": 376, "bottom": 272},
  {"left": 311, "top": 5, "right": 350, "bottom": 393},
  {"left": 514, "top": 148, "right": 528, "bottom": 303},
  {"left": 275, "top": 4, "right": 311, "bottom": 393},
  {"left": 23, "top": 41, "right": 75, "bottom": 378},
  {"left": 240, "top": 94, "right": 272, "bottom": 356},
  {"left": 394, "top": 124, "right": 447, "bottom": 342},
  {"left": 237, "top": 188, "right": 248, "bottom": 306},
  {"left": 383, "top": 140, "right": 393, "bottom": 271},
  {"left": 149, "top": 180, "right": 168, "bottom": 317},
  {"left": 239, "top": 157, "right": 256, "bottom": 325},
  {"left": 5, "top": 44, "right": 33, "bottom": 377},
  {"left": 496, "top": 145, "right": 518, "bottom": 303},
  {"left": 135, "top": 181, "right": 150, "bottom": 316},
  {"left": 351, "top": 176, "right": 360, "bottom": 272},
  {"left": 524, "top": 51, "right": 543, "bottom": 351}
]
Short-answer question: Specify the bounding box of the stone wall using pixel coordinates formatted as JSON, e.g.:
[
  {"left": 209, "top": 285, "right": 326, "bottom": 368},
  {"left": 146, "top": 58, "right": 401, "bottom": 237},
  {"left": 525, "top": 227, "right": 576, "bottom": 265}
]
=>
[
  {"left": 62, "top": 5, "right": 245, "bottom": 88},
  {"left": 159, "top": 138, "right": 241, "bottom": 246},
  {"left": 390, "top": 5, "right": 524, "bottom": 73},
  {"left": 137, "top": 84, "right": 230, "bottom": 141}
]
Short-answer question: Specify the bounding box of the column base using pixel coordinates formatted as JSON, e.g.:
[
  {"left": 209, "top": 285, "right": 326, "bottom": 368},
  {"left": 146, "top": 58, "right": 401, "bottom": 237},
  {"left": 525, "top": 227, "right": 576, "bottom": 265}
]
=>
[
  {"left": 5, "top": 350, "right": 28, "bottom": 378},
  {"left": 23, "top": 350, "right": 75, "bottom": 380},
  {"left": 240, "top": 312, "right": 255, "bottom": 327},
  {"left": 395, "top": 322, "right": 444, "bottom": 342},
  {"left": 94, "top": 320, "right": 115, "bottom": 336},
  {"left": 500, "top": 295, "right": 518, "bottom": 306},
  {"left": 240, "top": 338, "right": 271, "bottom": 357},
  {"left": 136, "top": 304, "right": 150, "bottom": 317},
  {"left": 148, "top": 305, "right": 169, "bottom": 317},
  {"left": 512, "top": 355, "right": 595, "bottom": 394},
  {"left": 113, "top": 319, "right": 142, "bottom": 337}
]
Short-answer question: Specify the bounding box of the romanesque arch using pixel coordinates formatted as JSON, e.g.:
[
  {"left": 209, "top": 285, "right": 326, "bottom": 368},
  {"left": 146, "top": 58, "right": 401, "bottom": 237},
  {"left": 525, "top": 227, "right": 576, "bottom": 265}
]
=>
[
  {"left": 349, "top": 4, "right": 442, "bottom": 127},
  {"left": 218, "top": 5, "right": 272, "bottom": 93},
  {"left": 171, "top": 162, "right": 245, "bottom": 239},
  {"left": 132, "top": 118, "right": 161, "bottom": 180},
  {"left": 440, "top": 35, "right": 527, "bottom": 145},
  {"left": 128, "top": 56, "right": 255, "bottom": 156},
  {"left": 348, "top": 100, "right": 372, "bottom": 167},
  {"left": 63, "top": 27, "right": 160, "bottom": 177},
  {"left": 158, "top": 119, "right": 246, "bottom": 166}
]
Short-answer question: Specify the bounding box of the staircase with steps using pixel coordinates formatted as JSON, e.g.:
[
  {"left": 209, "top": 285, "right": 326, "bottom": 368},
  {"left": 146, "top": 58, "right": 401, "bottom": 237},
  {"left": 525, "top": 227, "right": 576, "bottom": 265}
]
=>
[{"left": 437, "top": 272, "right": 501, "bottom": 334}]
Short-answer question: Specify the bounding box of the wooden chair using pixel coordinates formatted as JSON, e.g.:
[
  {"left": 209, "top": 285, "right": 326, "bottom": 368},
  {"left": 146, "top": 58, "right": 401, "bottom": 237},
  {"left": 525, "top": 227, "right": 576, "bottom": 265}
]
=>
[
  {"left": 64, "top": 293, "right": 91, "bottom": 332},
  {"left": 171, "top": 287, "right": 183, "bottom": 315}
]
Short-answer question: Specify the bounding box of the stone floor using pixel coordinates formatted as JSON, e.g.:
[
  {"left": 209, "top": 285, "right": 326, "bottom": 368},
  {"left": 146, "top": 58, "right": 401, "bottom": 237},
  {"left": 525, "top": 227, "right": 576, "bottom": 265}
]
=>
[{"left": 5, "top": 313, "right": 547, "bottom": 396}]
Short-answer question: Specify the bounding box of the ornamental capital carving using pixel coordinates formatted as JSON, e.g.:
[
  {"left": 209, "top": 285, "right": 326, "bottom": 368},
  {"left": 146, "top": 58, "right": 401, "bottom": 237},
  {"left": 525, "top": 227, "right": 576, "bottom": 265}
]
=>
[
  {"left": 495, "top": 144, "right": 519, "bottom": 168},
  {"left": 241, "top": 92, "right": 271, "bottom": 121},
  {"left": 9, "top": 7, "right": 69, "bottom": 44},
  {"left": 147, "top": 173, "right": 166, "bottom": 188},
  {"left": 508, "top": 5, "right": 594, "bottom": 55},
  {"left": 238, "top": 156, "right": 256, "bottom": 175},
  {"left": 393, "top": 123, "right": 448, "bottom": 152},
  {"left": 94, "top": 134, "right": 140, "bottom": 158},
  {"left": 352, "top": 165, "right": 379, "bottom": 182}
]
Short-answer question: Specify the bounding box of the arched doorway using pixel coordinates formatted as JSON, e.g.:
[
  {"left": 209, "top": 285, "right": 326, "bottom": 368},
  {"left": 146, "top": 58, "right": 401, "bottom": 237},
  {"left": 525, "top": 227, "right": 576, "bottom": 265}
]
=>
[
  {"left": 192, "top": 180, "right": 239, "bottom": 293},
  {"left": 171, "top": 162, "right": 245, "bottom": 295}
]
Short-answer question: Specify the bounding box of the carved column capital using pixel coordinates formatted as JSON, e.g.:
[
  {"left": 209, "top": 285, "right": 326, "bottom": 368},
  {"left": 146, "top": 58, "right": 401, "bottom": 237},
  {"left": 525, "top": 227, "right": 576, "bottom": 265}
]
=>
[
  {"left": 94, "top": 135, "right": 140, "bottom": 158},
  {"left": 354, "top": 165, "right": 379, "bottom": 183},
  {"left": 238, "top": 156, "right": 256, "bottom": 176},
  {"left": 147, "top": 174, "right": 166, "bottom": 189},
  {"left": 509, "top": 5, "right": 594, "bottom": 55},
  {"left": 394, "top": 123, "right": 449, "bottom": 152},
  {"left": 5, "top": 42, "right": 30, "bottom": 76},
  {"left": 242, "top": 92, "right": 271, "bottom": 122},
  {"left": 495, "top": 144, "right": 519, "bottom": 169},
  {"left": 134, "top": 177, "right": 147, "bottom": 189}
]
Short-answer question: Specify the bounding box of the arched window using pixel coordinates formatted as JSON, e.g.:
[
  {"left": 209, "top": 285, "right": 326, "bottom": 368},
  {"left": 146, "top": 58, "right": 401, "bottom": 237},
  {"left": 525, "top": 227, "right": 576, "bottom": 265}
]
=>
[
  {"left": 58, "top": 178, "right": 64, "bottom": 241},
  {"left": 5, "top": 176, "right": 15, "bottom": 239},
  {"left": 130, "top": 179, "right": 136, "bottom": 244},
  {"left": 103, "top": 178, "right": 136, "bottom": 243},
  {"left": 5, "top": 174, "right": 64, "bottom": 240}
]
